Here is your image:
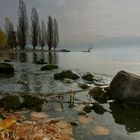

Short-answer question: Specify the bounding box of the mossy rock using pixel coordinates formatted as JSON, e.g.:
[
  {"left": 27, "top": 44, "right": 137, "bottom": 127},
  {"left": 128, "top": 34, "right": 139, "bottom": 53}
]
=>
[
  {"left": 54, "top": 70, "right": 80, "bottom": 80},
  {"left": 82, "top": 72, "right": 95, "bottom": 81},
  {"left": 0, "top": 95, "right": 24, "bottom": 109},
  {"left": 0, "top": 63, "right": 14, "bottom": 75},
  {"left": 89, "top": 87, "right": 109, "bottom": 103},
  {"left": 41, "top": 64, "right": 58, "bottom": 71},
  {"left": 23, "top": 95, "right": 43, "bottom": 108}
]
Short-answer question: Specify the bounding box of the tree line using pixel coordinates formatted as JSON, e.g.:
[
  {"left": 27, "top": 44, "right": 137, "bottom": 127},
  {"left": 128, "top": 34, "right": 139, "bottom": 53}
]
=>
[{"left": 0, "top": 0, "right": 59, "bottom": 51}]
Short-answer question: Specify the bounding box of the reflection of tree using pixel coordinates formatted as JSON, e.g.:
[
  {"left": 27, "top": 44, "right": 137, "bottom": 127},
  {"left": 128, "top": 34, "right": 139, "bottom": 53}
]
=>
[
  {"left": 20, "top": 73, "right": 30, "bottom": 94},
  {"left": 19, "top": 52, "right": 27, "bottom": 62},
  {"left": 109, "top": 101, "right": 140, "bottom": 133},
  {"left": 47, "top": 52, "right": 58, "bottom": 64},
  {"left": 9, "top": 52, "right": 18, "bottom": 60},
  {"left": 32, "top": 52, "right": 38, "bottom": 63}
]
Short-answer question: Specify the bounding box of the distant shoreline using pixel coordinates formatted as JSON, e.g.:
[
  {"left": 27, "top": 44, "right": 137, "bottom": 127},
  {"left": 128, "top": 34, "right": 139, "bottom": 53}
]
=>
[{"left": 0, "top": 48, "right": 71, "bottom": 53}]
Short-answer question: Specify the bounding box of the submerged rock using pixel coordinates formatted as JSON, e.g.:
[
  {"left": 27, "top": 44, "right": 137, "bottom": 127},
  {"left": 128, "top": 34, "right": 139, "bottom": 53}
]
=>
[
  {"left": 82, "top": 72, "right": 95, "bottom": 81},
  {"left": 35, "top": 59, "right": 47, "bottom": 65},
  {"left": 54, "top": 70, "right": 80, "bottom": 80},
  {"left": 89, "top": 87, "right": 110, "bottom": 103},
  {"left": 23, "top": 95, "right": 43, "bottom": 108},
  {"left": 110, "top": 70, "right": 140, "bottom": 104},
  {"left": 0, "top": 95, "right": 24, "bottom": 109},
  {"left": 41, "top": 64, "right": 58, "bottom": 71},
  {"left": 0, "top": 63, "right": 14, "bottom": 75}
]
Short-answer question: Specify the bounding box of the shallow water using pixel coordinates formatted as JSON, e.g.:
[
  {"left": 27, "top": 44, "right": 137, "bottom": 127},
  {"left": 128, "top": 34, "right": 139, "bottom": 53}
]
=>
[{"left": 0, "top": 48, "right": 140, "bottom": 140}]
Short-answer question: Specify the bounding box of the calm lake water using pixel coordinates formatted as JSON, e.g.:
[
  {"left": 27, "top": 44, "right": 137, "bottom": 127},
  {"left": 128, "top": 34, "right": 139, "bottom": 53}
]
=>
[{"left": 0, "top": 46, "right": 140, "bottom": 140}]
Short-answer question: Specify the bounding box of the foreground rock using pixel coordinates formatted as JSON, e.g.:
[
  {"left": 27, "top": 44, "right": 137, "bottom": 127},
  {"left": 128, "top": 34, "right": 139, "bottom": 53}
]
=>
[
  {"left": 0, "top": 63, "right": 14, "bottom": 75},
  {"left": 110, "top": 70, "right": 140, "bottom": 104},
  {"left": 82, "top": 72, "right": 95, "bottom": 81},
  {"left": 0, "top": 95, "right": 24, "bottom": 109},
  {"left": 54, "top": 70, "right": 80, "bottom": 80},
  {"left": 41, "top": 64, "right": 58, "bottom": 71},
  {"left": 0, "top": 95, "right": 43, "bottom": 110},
  {"left": 89, "top": 87, "right": 110, "bottom": 103}
]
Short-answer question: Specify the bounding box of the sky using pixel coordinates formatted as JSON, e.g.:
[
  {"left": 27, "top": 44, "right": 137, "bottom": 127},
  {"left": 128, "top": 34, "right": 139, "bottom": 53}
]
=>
[{"left": 0, "top": 0, "right": 140, "bottom": 43}]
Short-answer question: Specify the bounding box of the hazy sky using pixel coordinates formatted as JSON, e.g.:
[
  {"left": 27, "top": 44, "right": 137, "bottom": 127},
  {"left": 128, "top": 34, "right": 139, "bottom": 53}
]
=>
[{"left": 0, "top": 0, "right": 140, "bottom": 43}]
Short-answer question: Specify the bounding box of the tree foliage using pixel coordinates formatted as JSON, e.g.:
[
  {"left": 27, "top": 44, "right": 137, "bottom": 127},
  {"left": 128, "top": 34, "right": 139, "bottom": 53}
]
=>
[
  {"left": 53, "top": 18, "right": 59, "bottom": 50},
  {"left": 4, "top": 17, "right": 17, "bottom": 49},
  {"left": 47, "top": 16, "right": 54, "bottom": 51},
  {"left": 17, "top": 0, "right": 28, "bottom": 50},
  {"left": 31, "top": 7, "right": 39, "bottom": 50},
  {"left": 0, "top": 27, "right": 7, "bottom": 48},
  {"left": 39, "top": 20, "right": 47, "bottom": 50}
]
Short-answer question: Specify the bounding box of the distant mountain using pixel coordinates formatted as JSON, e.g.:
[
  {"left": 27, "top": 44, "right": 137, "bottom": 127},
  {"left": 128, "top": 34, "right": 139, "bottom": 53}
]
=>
[{"left": 95, "top": 36, "right": 140, "bottom": 47}]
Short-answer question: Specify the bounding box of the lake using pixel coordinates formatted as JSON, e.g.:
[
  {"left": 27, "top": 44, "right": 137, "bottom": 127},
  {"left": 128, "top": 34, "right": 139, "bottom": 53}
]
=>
[{"left": 0, "top": 46, "right": 140, "bottom": 140}]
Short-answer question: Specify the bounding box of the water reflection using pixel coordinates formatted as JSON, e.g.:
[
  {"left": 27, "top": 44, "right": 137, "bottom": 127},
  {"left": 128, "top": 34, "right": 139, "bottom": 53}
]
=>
[
  {"left": 47, "top": 52, "right": 58, "bottom": 64},
  {"left": 109, "top": 101, "right": 140, "bottom": 133},
  {"left": 19, "top": 52, "right": 27, "bottom": 62},
  {"left": 33, "top": 52, "right": 38, "bottom": 63}
]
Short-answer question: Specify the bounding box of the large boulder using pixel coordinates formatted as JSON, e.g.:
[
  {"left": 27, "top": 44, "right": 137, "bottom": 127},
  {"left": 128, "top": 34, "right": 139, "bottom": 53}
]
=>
[
  {"left": 110, "top": 70, "right": 140, "bottom": 104},
  {"left": 0, "top": 63, "right": 14, "bottom": 75},
  {"left": 41, "top": 64, "right": 58, "bottom": 71},
  {"left": 54, "top": 70, "right": 80, "bottom": 80},
  {"left": 82, "top": 72, "right": 95, "bottom": 81},
  {"left": 0, "top": 95, "right": 24, "bottom": 109}
]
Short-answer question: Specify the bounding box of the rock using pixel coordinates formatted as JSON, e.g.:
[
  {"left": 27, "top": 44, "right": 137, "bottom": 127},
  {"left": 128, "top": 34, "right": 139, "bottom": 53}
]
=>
[
  {"left": 83, "top": 105, "right": 92, "bottom": 113},
  {"left": 82, "top": 72, "right": 95, "bottom": 81},
  {"left": 60, "top": 49, "right": 71, "bottom": 52},
  {"left": 4, "top": 59, "right": 12, "bottom": 62},
  {"left": 78, "top": 111, "right": 87, "bottom": 115},
  {"left": 78, "top": 83, "right": 90, "bottom": 89},
  {"left": 70, "top": 121, "right": 79, "bottom": 126},
  {"left": 0, "top": 95, "right": 24, "bottom": 110},
  {"left": 41, "top": 64, "right": 58, "bottom": 71},
  {"left": 54, "top": 70, "right": 80, "bottom": 80},
  {"left": 89, "top": 87, "right": 110, "bottom": 103},
  {"left": 0, "top": 63, "right": 14, "bottom": 75},
  {"left": 110, "top": 71, "right": 140, "bottom": 104},
  {"left": 92, "top": 102, "right": 107, "bottom": 114},
  {"left": 23, "top": 95, "right": 43, "bottom": 108}
]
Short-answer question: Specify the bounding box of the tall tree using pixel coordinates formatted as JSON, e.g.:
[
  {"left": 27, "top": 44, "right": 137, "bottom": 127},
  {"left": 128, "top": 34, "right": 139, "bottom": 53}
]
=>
[
  {"left": 4, "top": 17, "right": 17, "bottom": 49},
  {"left": 39, "top": 20, "right": 47, "bottom": 50},
  {"left": 0, "top": 27, "right": 7, "bottom": 48},
  {"left": 53, "top": 18, "right": 59, "bottom": 50},
  {"left": 31, "top": 7, "right": 39, "bottom": 50},
  {"left": 47, "top": 16, "right": 54, "bottom": 51},
  {"left": 17, "top": 0, "right": 28, "bottom": 50}
]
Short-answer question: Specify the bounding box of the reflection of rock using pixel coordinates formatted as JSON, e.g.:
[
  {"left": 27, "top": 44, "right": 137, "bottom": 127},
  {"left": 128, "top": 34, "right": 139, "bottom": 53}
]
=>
[
  {"left": 54, "top": 70, "right": 80, "bottom": 80},
  {"left": 41, "top": 64, "right": 58, "bottom": 71},
  {"left": 92, "top": 102, "right": 107, "bottom": 114},
  {"left": 82, "top": 72, "right": 95, "bottom": 81},
  {"left": 0, "top": 63, "right": 14, "bottom": 75},
  {"left": 110, "top": 101, "right": 140, "bottom": 133},
  {"left": 89, "top": 87, "right": 110, "bottom": 103},
  {"left": 110, "top": 71, "right": 140, "bottom": 105}
]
